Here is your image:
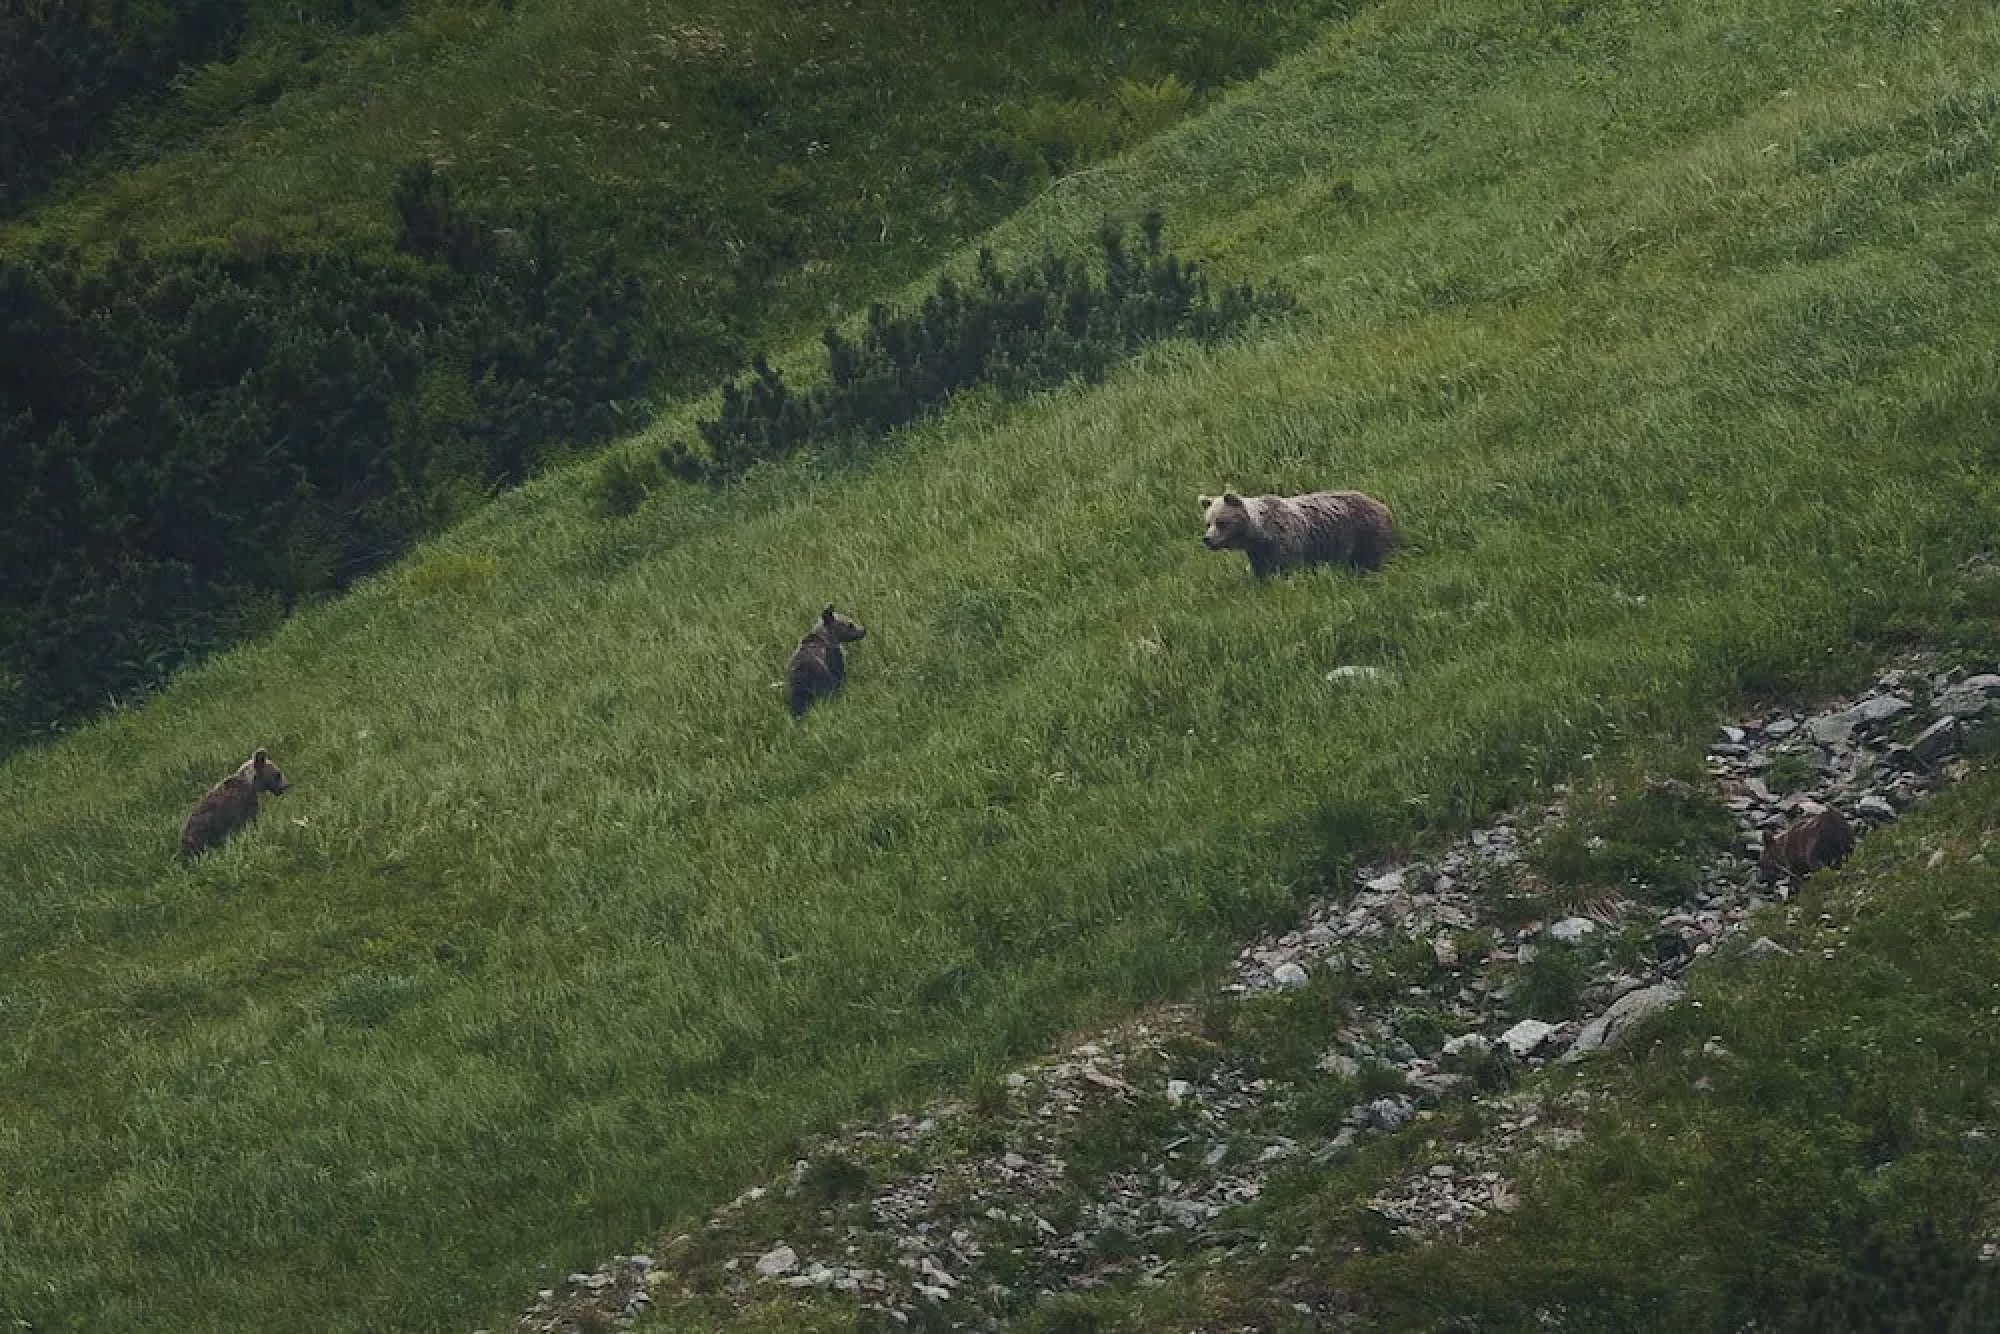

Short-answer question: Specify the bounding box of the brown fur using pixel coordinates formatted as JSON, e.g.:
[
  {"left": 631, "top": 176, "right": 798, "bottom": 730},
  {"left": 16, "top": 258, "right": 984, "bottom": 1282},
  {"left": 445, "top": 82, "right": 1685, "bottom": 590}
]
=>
[
  {"left": 1199, "top": 489, "right": 1396, "bottom": 578},
  {"left": 786, "top": 605, "right": 867, "bottom": 717},
  {"left": 179, "top": 748, "right": 290, "bottom": 858},
  {"left": 1759, "top": 807, "right": 1857, "bottom": 882}
]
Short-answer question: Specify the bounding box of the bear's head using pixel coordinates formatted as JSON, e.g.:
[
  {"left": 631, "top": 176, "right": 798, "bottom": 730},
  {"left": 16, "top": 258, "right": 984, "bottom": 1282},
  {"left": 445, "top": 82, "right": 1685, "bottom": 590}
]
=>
[
  {"left": 246, "top": 748, "right": 289, "bottom": 796},
  {"left": 819, "top": 605, "right": 866, "bottom": 643},
  {"left": 1199, "top": 492, "right": 1254, "bottom": 551}
]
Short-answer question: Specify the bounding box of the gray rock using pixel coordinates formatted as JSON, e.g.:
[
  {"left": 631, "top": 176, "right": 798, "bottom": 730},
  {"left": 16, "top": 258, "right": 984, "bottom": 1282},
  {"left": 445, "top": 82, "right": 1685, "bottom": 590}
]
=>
[
  {"left": 1563, "top": 982, "right": 1683, "bottom": 1062},
  {"left": 1317, "top": 1049, "right": 1361, "bottom": 1078},
  {"left": 1441, "top": 1033, "right": 1491, "bottom": 1059},
  {"left": 1165, "top": 1079, "right": 1193, "bottom": 1106},
  {"left": 1272, "top": 961, "right": 1310, "bottom": 989},
  {"left": 1548, "top": 916, "right": 1596, "bottom": 944},
  {"left": 1364, "top": 1097, "right": 1415, "bottom": 1131},
  {"left": 1409, "top": 1070, "right": 1467, "bottom": 1098},
  {"left": 1855, "top": 794, "right": 1897, "bottom": 822},
  {"left": 1811, "top": 693, "right": 1910, "bottom": 745},
  {"left": 1855, "top": 692, "right": 1914, "bottom": 724},
  {"left": 1766, "top": 717, "right": 1799, "bottom": 738},
  {"left": 1500, "top": 1019, "right": 1557, "bottom": 1057},
  {"left": 1906, "top": 716, "right": 1962, "bottom": 768},
  {"left": 755, "top": 1245, "right": 800, "bottom": 1278},
  {"left": 1938, "top": 674, "right": 2000, "bottom": 716},
  {"left": 1746, "top": 936, "right": 1793, "bottom": 959}
]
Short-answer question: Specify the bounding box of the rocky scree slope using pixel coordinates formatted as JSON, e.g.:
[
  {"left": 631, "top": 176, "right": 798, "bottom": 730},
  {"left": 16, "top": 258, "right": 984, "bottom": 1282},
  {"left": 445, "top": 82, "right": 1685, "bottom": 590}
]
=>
[{"left": 512, "top": 657, "right": 1998, "bottom": 1331}]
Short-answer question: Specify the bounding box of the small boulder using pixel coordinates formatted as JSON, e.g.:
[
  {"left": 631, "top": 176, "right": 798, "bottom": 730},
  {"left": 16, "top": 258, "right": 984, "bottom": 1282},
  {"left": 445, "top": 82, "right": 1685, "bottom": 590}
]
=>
[
  {"left": 1904, "top": 716, "right": 1962, "bottom": 769},
  {"left": 1548, "top": 916, "right": 1596, "bottom": 944},
  {"left": 1563, "top": 982, "right": 1683, "bottom": 1062},
  {"left": 1810, "top": 693, "right": 1910, "bottom": 745},
  {"left": 1938, "top": 674, "right": 2000, "bottom": 716},
  {"left": 1500, "top": 1019, "right": 1557, "bottom": 1057},
  {"left": 1364, "top": 1096, "right": 1415, "bottom": 1131},
  {"left": 1317, "top": 1049, "right": 1361, "bottom": 1078},
  {"left": 1855, "top": 794, "right": 1897, "bottom": 822},
  {"left": 755, "top": 1245, "right": 800, "bottom": 1279}
]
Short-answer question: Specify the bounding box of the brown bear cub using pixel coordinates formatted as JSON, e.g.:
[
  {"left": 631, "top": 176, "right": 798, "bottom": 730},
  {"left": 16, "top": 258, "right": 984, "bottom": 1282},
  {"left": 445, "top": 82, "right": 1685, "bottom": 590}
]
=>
[
  {"left": 179, "top": 748, "right": 290, "bottom": 858},
  {"left": 787, "top": 605, "right": 867, "bottom": 717},
  {"left": 1759, "top": 807, "right": 1857, "bottom": 882},
  {"left": 1199, "top": 489, "right": 1396, "bottom": 578}
]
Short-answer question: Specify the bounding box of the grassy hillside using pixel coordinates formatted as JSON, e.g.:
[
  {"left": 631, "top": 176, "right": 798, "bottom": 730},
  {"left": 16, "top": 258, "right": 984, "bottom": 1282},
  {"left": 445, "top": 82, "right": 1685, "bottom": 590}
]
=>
[
  {"left": 5, "top": 0, "right": 2000, "bottom": 1328},
  {"left": 9, "top": 0, "right": 1322, "bottom": 316},
  {"left": 1, "top": 0, "right": 1331, "bottom": 749},
  {"left": 1032, "top": 756, "right": 2000, "bottom": 1331}
]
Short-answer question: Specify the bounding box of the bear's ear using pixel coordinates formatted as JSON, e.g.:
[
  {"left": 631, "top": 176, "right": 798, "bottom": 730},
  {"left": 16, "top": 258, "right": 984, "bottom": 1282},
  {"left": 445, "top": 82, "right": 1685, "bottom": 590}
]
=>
[
  {"left": 821, "top": 604, "right": 837, "bottom": 623},
  {"left": 1198, "top": 493, "right": 1215, "bottom": 511},
  {"left": 252, "top": 749, "right": 268, "bottom": 768},
  {"left": 1222, "top": 491, "right": 1243, "bottom": 507}
]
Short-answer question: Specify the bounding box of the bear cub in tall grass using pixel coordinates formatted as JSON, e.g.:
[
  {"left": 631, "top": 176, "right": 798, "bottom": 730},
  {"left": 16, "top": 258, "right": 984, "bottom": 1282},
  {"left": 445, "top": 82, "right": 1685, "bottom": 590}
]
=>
[
  {"left": 179, "top": 748, "right": 290, "bottom": 857},
  {"left": 1199, "top": 489, "right": 1396, "bottom": 578},
  {"left": 787, "top": 605, "right": 867, "bottom": 717}
]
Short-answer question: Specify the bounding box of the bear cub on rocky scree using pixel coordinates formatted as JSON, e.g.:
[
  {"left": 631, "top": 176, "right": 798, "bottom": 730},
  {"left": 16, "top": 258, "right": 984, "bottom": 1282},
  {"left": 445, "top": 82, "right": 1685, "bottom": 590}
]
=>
[
  {"left": 1758, "top": 805, "right": 1857, "bottom": 882},
  {"left": 1199, "top": 489, "right": 1397, "bottom": 578},
  {"left": 179, "top": 748, "right": 290, "bottom": 858},
  {"left": 787, "top": 605, "right": 867, "bottom": 717}
]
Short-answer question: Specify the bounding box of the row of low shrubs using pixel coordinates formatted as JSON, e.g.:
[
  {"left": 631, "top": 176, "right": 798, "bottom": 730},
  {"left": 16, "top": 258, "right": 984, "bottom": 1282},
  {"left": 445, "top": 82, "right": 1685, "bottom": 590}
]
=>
[
  {"left": 0, "top": 162, "right": 656, "bottom": 750},
  {"left": 596, "top": 211, "right": 1295, "bottom": 511}
]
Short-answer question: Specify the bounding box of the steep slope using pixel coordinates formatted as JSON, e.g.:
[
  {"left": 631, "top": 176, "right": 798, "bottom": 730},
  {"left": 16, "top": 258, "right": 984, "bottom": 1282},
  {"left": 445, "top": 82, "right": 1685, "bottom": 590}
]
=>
[
  {"left": 1, "top": 0, "right": 1328, "bottom": 748},
  {"left": 3, "top": 0, "right": 1999, "bottom": 1329}
]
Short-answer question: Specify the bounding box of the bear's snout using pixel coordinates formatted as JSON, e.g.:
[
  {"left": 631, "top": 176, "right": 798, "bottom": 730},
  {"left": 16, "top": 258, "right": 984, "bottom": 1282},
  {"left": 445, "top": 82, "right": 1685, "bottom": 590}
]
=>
[{"left": 1202, "top": 532, "right": 1224, "bottom": 549}]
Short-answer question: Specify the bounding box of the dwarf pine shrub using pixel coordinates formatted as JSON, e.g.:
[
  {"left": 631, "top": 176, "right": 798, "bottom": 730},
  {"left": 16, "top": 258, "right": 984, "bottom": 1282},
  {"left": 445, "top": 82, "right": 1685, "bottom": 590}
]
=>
[{"left": 659, "top": 210, "right": 1293, "bottom": 485}]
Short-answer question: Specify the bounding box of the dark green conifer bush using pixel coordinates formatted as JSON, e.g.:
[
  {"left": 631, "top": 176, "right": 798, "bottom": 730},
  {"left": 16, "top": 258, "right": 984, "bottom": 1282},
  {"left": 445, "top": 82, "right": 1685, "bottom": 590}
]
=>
[
  {"left": 0, "top": 162, "right": 654, "bottom": 748},
  {"left": 660, "top": 211, "right": 1293, "bottom": 484}
]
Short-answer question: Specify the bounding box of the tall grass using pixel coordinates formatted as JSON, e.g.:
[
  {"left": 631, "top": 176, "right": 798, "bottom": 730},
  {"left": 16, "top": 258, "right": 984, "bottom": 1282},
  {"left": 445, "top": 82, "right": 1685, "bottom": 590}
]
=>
[{"left": 3, "top": 0, "right": 1999, "bottom": 1328}]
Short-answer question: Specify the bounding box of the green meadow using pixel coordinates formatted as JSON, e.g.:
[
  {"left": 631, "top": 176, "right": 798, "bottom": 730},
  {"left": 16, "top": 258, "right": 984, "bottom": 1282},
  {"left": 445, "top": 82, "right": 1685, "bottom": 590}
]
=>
[{"left": 4, "top": 0, "right": 2000, "bottom": 1328}]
